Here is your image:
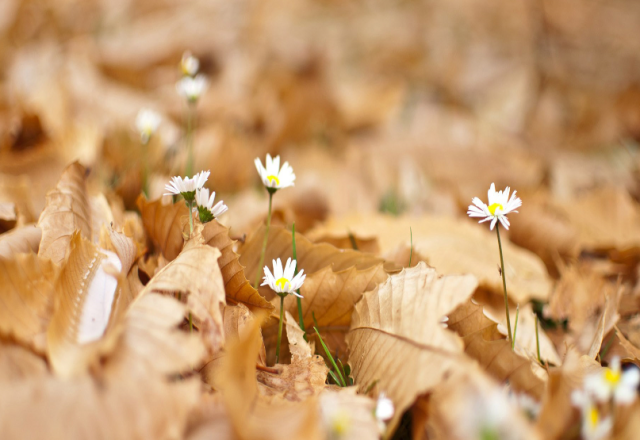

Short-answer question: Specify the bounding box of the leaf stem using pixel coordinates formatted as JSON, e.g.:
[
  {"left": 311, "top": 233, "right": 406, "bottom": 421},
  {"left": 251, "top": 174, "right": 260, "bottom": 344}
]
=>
[
  {"left": 275, "top": 294, "right": 285, "bottom": 364},
  {"left": 254, "top": 191, "right": 274, "bottom": 288},
  {"left": 495, "top": 225, "right": 513, "bottom": 347},
  {"left": 291, "top": 223, "right": 306, "bottom": 337}
]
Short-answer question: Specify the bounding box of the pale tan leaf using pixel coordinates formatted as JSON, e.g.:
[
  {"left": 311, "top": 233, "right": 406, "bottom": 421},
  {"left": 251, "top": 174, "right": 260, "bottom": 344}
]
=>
[
  {"left": 0, "top": 342, "right": 48, "bottom": 380},
  {"left": 447, "top": 300, "right": 548, "bottom": 399},
  {"left": 0, "top": 201, "right": 16, "bottom": 222},
  {"left": 0, "top": 225, "right": 41, "bottom": 258},
  {"left": 140, "top": 236, "right": 226, "bottom": 356},
  {"left": 0, "top": 253, "right": 56, "bottom": 353},
  {"left": 202, "top": 220, "right": 272, "bottom": 310},
  {"left": 137, "top": 195, "right": 188, "bottom": 261},
  {"left": 256, "top": 355, "right": 328, "bottom": 403},
  {"left": 346, "top": 262, "right": 478, "bottom": 432},
  {"left": 312, "top": 233, "right": 380, "bottom": 255},
  {"left": 310, "top": 213, "right": 552, "bottom": 303},
  {"left": 285, "top": 311, "right": 313, "bottom": 360},
  {"left": 37, "top": 161, "right": 92, "bottom": 265}
]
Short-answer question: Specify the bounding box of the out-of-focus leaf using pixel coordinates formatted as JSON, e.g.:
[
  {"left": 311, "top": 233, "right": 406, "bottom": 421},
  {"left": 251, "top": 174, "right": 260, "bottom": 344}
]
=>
[
  {"left": 0, "top": 225, "right": 41, "bottom": 259},
  {"left": 346, "top": 262, "right": 478, "bottom": 433},
  {"left": 38, "top": 161, "right": 92, "bottom": 265},
  {"left": 0, "top": 342, "right": 48, "bottom": 381}
]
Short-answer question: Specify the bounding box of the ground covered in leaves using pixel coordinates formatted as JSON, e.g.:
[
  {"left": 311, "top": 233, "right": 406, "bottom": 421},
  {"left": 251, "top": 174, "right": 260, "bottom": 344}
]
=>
[{"left": 2, "top": 0, "right": 640, "bottom": 439}]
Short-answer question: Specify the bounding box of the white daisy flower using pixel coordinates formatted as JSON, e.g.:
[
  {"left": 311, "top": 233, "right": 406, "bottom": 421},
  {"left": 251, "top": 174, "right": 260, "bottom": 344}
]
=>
[
  {"left": 164, "top": 170, "right": 210, "bottom": 201},
  {"left": 195, "top": 187, "right": 228, "bottom": 223},
  {"left": 176, "top": 74, "right": 208, "bottom": 103},
  {"left": 180, "top": 51, "right": 200, "bottom": 77},
  {"left": 135, "top": 108, "right": 161, "bottom": 144},
  {"left": 375, "top": 393, "right": 394, "bottom": 433},
  {"left": 572, "top": 390, "right": 613, "bottom": 440},
  {"left": 584, "top": 357, "right": 640, "bottom": 405},
  {"left": 261, "top": 258, "right": 305, "bottom": 297},
  {"left": 467, "top": 183, "right": 522, "bottom": 230},
  {"left": 254, "top": 154, "right": 295, "bottom": 191}
]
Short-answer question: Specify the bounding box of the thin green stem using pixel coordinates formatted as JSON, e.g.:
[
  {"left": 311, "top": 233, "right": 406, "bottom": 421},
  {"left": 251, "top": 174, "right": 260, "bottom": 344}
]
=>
[
  {"left": 535, "top": 314, "right": 541, "bottom": 364},
  {"left": 314, "top": 327, "right": 346, "bottom": 387},
  {"left": 512, "top": 304, "right": 520, "bottom": 350},
  {"left": 254, "top": 191, "right": 274, "bottom": 289},
  {"left": 275, "top": 294, "right": 285, "bottom": 364},
  {"left": 495, "top": 225, "right": 513, "bottom": 347},
  {"left": 142, "top": 139, "right": 150, "bottom": 198},
  {"left": 291, "top": 223, "right": 306, "bottom": 336},
  {"left": 186, "top": 200, "right": 194, "bottom": 236},
  {"left": 189, "top": 313, "right": 193, "bottom": 332},
  {"left": 185, "top": 102, "right": 195, "bottom": 177},
  {"left": 348, "top": 230, "right": 358, "bottom": 250}
]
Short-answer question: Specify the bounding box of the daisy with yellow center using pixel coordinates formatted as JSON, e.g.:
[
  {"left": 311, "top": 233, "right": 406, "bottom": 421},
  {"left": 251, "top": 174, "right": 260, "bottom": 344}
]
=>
[
  {"left": 467, "top": 183, "right": 523, "bottom": 349},
  {"left": 571, "top": 390, "right": 613, "bottom": 440},
  {"left": 467, "top": 183, "right": 522, "bottom": 231},
  {"left": 194, "top": 187, "right": 228, "bottom": 223},
  {"left": 135, "top": 108, "right": 161, "bottom": 145},
  {"left": 262, "top": 258, "right": 305, "bottom": 364},
  {"left": 164, "top": 170, "right": 210, "bottom": 235},
  {"left": 180, "top": 51, "right": 200, "bottom": 77},
  {"left": 584, "top": 357, "right": 640, "bottom": 405}
]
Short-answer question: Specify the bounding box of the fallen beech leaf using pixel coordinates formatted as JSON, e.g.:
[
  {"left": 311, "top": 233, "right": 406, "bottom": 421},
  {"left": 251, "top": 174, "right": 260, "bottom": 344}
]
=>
[
  {"left": 46, "top": 232, "right": 122, "bottom": 377},
  {"left": 311, "top": 232, "right": 380, "bottom": 255},
  {"left": 38, "top": 161, "right": 92, "bottom": 265},
  {"left": 0, "top": 173, "right": 37, "bottom": 224},
  {"left": 0, "top": 225, "right": 41, "bottom": 258},
  {"left": 140, "top": 236, "right": 226, "bottom": 356},
  {"left": 0, "top": 252, "right": 56, "bottom": 353},
  {"left": 310, "top": 213, "right": 552, "bottom": 303},
  {"left": 137, "top": 195, "right": 188, "bottom": 261},
  {"left": 346, "top": 262, "right": 478, "bottom": 433},
  {"left": 0, "top": 201, "right": 16, "bottom": 231},
  {"left": 0, "top": 342, "right": 48, "bottom": 380},
  {"left": 285, "top": 311, "right": 313, "bottom": 360},
  {"left": 185, "top": 393, "right": 234, "bottom": 440},
  {"left": 447, "top": 300, "right": 548, "bottom": 399},
  {"left": 202, "top": 220, "right": 272, "bottom": 310}
]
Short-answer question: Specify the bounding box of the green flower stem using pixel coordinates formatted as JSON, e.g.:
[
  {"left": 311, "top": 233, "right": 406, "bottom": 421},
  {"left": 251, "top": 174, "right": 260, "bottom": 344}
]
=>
[
  {"left": 291, "top": 223, "right": 306, "bottom": 335},
  {"left": 185, "top": 101, "right": 195, "bottom": 177},
  {"left": 512, "top": 304, "right": 520, "bottom": 350},
  {"left": 535, "top": 314, "right": 541, "bottom": 364},
  {"left": 254, "top": 190, "right": 274, "bottom": 289},
  {"left": 275, "top": 293, "right": 285, "bottom": 364},
  {"left": 495, "top": 225, "right": 513, "bottom": 348},
  {"left": 142, "top": 139, "right": 150, "bottom": 198},
  {"left": 186, "top": 200, "right": 194, "bottom": 236}
]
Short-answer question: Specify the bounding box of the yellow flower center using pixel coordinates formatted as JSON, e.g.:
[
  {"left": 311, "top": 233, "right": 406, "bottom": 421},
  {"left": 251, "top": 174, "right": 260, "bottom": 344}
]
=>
[
  {"left": 267, "top": 175, "right": 280, "bottom": 186},
  {"left": 488, "top": 203, "right": 504, "bottom": 216},
  {"left": 604, "top": 368, "right": 621, "bottom": 386},
  {"left": 589, "top": 407, "right": 599, "bottom": 429},
  {"left": 275, "top": 277, "right": 290, "bottom": 290},
  {"left": 331, "top": 413, "right": 350, "bottom": 436}
]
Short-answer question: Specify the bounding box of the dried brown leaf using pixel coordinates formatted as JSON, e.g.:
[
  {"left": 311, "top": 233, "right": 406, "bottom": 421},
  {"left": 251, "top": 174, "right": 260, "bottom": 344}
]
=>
[
  {"left": 0, "top": 225, "right": 41, "bottom": 259},
  {"left": 346, "top": 262, "right": 478, "bottom": 432},
  {"left": 137, "top": 195, "right": 188, "bottom": 261},
  {"left": 37, "top": 161, "right": 92, "bottom": 265},
  {"left": 0, "top": 342, "right": 48, "bottom": 380},
  {"left": 202, "top": 219, "right": 272, "bottom": 310}
]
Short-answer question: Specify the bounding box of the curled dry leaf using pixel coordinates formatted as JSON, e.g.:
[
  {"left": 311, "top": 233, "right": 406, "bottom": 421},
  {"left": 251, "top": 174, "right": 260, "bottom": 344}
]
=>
[
  {"left": 0, "top": 252, "right": 56, "bottom": 353},
  {"left": 0, "top": 280, "right": 204, "bottom": 440},
  {"left": 214, "top": 309, "right": 323, "bottom": 440},
  {"left": 310, "top": 213, "right": 552, "bottom": 303},
  {"left": 202, "top": 220, "right": 272, "bottom": 311},
  {"left": 346, "top": 262, "right": 478, "bottom": 433},
  {"left": 137, "top": 195, "right": 188, "bottom": 261},
  {"left": 0, "top": 224, "right": 41, "bottom": 259},
  {"left": 447, "top": 300, "right": 548, "bottom": 399},
  {"left": 140, "top": 236, "right": 226, "bottom": 356},
  {"left": 37, "top": 161, "right": 92, "bottom": 265}
]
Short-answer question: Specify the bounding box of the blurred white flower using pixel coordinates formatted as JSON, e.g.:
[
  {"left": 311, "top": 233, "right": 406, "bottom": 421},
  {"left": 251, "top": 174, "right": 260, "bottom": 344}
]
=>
[
  {"left": 262, "top": 257, "right": 305, "bottom": 297},
  {"left": 135, "top": 108, "right": 161, "bottom": 144},
  {"left": 195, "top": 187, "right": 227, "bottom": 223},
  {"left": 572, "top": 390, "right": 613, "bottom": 440},
  {"left": 320, "top": 393, "right": 351, "bottom": 439},
  {"left": 467, "top": 183, "right": 522, "bottom": 230},
  {"left": 375, "top": 393, "right": 394, "bottom": 433},
  {"left": 584, "top": 357, "right": 640, "bottom": 405},
  {"left": 176, "top": 74, "right": 208, "bottom": 103},
  {"left": 254, "top": 153, "right": 295, "bottom": 190},
  {"left": 180, "top": 51, "right": 200, "bottom": 77},
  {"left": 164, "top": 170, "right": 210, "bottom": 201}
]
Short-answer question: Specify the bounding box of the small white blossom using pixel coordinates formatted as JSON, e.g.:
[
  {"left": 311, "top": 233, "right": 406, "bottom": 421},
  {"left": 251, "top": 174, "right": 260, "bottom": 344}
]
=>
[
  {"left": 572, "top": 390, "right": 613, "bottom": 440},
  {"left": 195, "top": 187, "right": 228, "bottom": 223},
  {"left": 180, "top": 51, "right": 200, "bottom": 77},
  {"left": 176, "top": 74, "right": 208, "bottom": 103},
  {"left": 262, "top": 258, "right": 305, "bottom": 297},
  {"left": 467, "top": 183, "right": 522, "bottom": 230},
  {"left": 164, "top": 171, "right": 210, "bottom": 201},
  {"left": 135, "top": 109, "right": 161, "bottom": 144},
  {"left": 584, "top": 357, "right": 640, "bottom": 405},
  {"left": 375, "top": 393, "right": 394, "bottom": 433},
  {"left": 254, "top": 154, "right": 295, "bottom": 190}
]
